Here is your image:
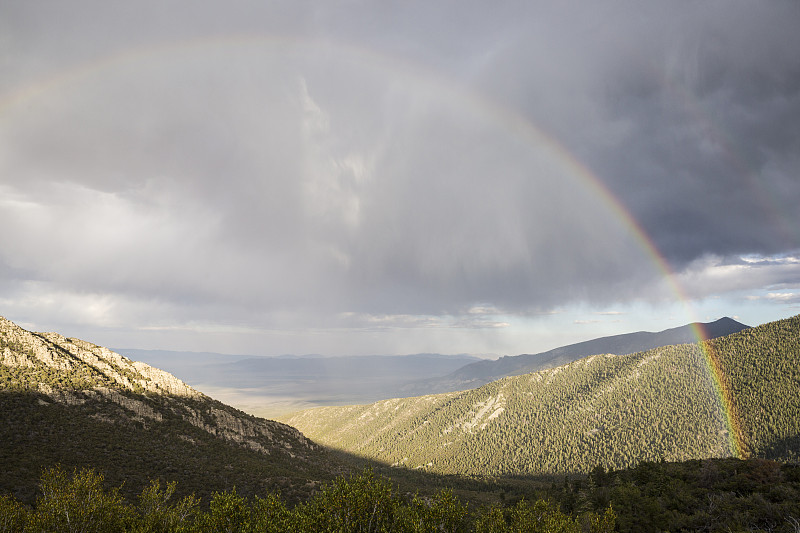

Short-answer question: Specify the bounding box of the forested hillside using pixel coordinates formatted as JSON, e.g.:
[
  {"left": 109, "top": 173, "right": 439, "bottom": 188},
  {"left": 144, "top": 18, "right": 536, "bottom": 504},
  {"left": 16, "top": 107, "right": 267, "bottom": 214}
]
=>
[
  {"left": 282, "top": 315, "right": 800, "bottom": 477},
  {"left": 709, "top": 316, "right": 800, "bottom": 460},
  {"left": 0, "top": 316, "right": 344, "bottom": 504}
]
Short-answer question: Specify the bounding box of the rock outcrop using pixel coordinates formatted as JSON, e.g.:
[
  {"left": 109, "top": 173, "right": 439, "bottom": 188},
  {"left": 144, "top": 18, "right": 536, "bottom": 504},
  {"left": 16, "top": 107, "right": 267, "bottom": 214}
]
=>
[{"left": 0, "top": 315, "right": 318, "bottom": 460}]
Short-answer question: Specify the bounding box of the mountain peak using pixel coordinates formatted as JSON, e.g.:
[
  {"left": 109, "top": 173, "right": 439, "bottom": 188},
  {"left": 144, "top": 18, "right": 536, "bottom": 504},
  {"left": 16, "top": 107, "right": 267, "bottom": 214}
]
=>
[
  {"left": 1, "top": 316, "right": 199, "bottom": 398},
  {"left": 697, "top": 317, "right": 749, "bottom": 339},
  {"left": 284, "top": 315, "right": 800, "bottom": 477}
]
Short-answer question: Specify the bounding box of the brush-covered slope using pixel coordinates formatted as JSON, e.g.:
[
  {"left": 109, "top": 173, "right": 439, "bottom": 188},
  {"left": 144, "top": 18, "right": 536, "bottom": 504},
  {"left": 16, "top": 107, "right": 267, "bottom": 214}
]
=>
[
  {"left": 0, "top": 316, "right": 343, "bottom": 504},
  {"left": 402, "top": 317, "right": 750, "bottom": 395},
  {"left": 282, "top": 315, "right": 800, "bottom": 477}
]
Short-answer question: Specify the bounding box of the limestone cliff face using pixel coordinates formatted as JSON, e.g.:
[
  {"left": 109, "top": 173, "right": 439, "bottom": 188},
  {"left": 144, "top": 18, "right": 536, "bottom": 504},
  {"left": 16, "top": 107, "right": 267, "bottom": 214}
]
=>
[
  {"left": 1, "top": 317, "right": 198, "bottom": 397},
  {"left": 0, "top": 315, "right": 318, "bottom": 459}
]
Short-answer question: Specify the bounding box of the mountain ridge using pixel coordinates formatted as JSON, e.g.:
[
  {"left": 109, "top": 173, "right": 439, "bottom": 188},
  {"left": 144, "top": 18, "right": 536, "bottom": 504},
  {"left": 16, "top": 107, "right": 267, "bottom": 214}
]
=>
[
  {"left": 112, "top": 319, "right": 748, "bottom": 417},
  {"left": 402, "top": 317, "right": 750, "bottom": 395}
]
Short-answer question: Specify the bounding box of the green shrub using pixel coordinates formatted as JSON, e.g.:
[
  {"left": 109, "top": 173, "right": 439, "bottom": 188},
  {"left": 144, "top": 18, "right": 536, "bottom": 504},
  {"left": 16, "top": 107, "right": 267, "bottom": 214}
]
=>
[
  {"left": 295, "top": 469, "right": 401, "bottom": 532},
  {"left": 26, "top": 466, "right": 132, "bottom": 533},
  {"left": 134, "top": 479, "right": 199, "bottom": 533},
  {"left": 398, "top": 490, "right": 468, "bottom": 532},
  {"left": 0, "top": 493, "right": 28, "bottom": 533}
]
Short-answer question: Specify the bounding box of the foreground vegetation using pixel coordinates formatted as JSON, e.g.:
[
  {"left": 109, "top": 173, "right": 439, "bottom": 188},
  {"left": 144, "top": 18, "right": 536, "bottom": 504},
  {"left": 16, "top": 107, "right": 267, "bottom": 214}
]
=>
[
  {"left": 283, "top": 315, "right": 800, "bottom": 476},
  {"left": 562, "top": 458, "right": 800, "bottom": 533},
  {"left": 0, "top": 467, "right": 615, "bottom": 533},
  {"left": 4, "top": 458, "right": 800, "bottom": 532}
]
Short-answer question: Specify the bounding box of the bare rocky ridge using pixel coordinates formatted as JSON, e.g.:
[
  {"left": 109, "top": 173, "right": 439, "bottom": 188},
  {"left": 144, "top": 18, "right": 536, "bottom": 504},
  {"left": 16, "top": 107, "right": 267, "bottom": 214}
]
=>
[
  {"left": 0, "top": 315, "right": 318, "bottom": 460},
  {"left": 1, "top": 319, "right": 199, "bottom": 398}
]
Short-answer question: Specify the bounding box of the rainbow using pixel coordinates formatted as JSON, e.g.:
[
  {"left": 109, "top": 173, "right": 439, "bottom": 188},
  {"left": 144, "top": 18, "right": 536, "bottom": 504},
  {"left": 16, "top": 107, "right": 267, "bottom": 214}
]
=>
[
  {"left": 505, "top": 111, "right": 747, "bottom": 459},
  {"left": 0, "top": 33, "right": 745, "bottom": 458},
  {"left": 694, "top": 323, "right": 747, "bottom": 458}
]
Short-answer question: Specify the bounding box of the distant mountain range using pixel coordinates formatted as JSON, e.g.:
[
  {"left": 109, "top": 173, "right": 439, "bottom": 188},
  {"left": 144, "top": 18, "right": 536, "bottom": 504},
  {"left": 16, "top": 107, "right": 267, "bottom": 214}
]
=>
[
  {"left": 114, "top": 350, "right": 482, "bottom": 417},
  {"left": 114, "top": 350, "right": 482, "bottom": 386},
  {"left": 400, "top": 317, "right": 750, "bottom": 395},
  {"left": 117, "top": 318, "right": 749, "bottom": 416},
  {"left": 281, "top": 315, "right": 799, "bottom": 477}
]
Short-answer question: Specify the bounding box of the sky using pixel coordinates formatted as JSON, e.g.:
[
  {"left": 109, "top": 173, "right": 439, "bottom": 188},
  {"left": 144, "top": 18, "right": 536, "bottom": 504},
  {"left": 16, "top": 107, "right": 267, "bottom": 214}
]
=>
[{"left": 1, "top": 1, "right": 799, "bottom": 357}]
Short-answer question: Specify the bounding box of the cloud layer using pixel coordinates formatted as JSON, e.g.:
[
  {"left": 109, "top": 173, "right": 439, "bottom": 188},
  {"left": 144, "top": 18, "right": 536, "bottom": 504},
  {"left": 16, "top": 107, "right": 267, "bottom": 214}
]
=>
[{"left": 1, "top": 1, "right": 798, "bottom": 353}]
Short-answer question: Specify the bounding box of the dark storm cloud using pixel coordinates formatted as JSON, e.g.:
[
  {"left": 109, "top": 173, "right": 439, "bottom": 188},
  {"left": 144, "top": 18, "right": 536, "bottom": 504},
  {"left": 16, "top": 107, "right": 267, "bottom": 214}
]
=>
[
  {"left": 560, "top": 2, "right": 800, "bottom": 265},
  {"left": 1, "top": 0, "right": 798, "bottom": 345}
]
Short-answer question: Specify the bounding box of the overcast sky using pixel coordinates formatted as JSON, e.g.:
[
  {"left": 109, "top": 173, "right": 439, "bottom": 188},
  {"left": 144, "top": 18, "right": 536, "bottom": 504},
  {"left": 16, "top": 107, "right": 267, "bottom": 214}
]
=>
[{"left": 1, "top": 1, "right": 799, "bottom": 357}]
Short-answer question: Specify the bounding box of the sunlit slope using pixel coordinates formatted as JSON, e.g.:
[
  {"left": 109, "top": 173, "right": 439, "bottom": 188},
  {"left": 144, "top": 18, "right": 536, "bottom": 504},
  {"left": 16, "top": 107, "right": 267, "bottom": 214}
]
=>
[{"left": 281, "top": 315, "right": 800, "bottom": 476}]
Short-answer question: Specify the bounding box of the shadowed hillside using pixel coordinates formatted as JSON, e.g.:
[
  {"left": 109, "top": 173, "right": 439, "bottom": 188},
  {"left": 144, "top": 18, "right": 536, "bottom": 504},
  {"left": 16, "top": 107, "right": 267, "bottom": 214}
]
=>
[{"left": 0, "top": 316, "right": 346, "bottom": 504}]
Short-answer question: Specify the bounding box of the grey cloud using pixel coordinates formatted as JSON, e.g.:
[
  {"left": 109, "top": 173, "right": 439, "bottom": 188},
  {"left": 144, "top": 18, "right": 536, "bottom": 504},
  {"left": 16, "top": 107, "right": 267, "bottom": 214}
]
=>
[
  {"left": 0, "top": 40, "right": 654, "bottom": 319},
  {"left": 581, "top": 3, "right": 800, "bottom": 264},
  {"left": 1, "top": 0, "right": 798, "bottom": 346}
]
